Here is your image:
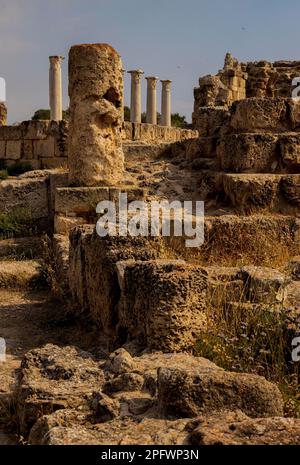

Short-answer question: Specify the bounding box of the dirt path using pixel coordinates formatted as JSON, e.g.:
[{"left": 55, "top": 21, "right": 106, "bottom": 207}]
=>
[{"left": 0, "top": 284, "right": 103, "bottom": 444}]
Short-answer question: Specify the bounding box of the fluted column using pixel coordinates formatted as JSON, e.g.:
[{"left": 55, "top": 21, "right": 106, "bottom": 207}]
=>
[
  {"left": 145, "top": 76, "right": 159, "bottom": 124},
  {"left": 160, "top": 79, "right": 172, "bottom": 127},
  {"left": 49, "top": 55, "right": 64, "bottom": 121},
  {"left": 128, "top": 69, "right": 144, "bottom": 123}
]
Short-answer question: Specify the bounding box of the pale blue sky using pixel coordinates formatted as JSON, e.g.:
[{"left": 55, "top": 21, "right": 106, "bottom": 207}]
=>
[{"left": 1, "top": 0, "right": 300, "bottom": 123}]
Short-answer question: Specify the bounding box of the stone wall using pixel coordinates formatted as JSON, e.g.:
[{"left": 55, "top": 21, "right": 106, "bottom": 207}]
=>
[
  {"left": 122, "top": 121, "right": 198, "bottom": 142},
  {"left": 67, "top": 223, "right": 298, "bottom": 352},
  {"left": 193, "top": 53, "right": 300, "bottom": 128},
  {"left": 0, "top": 120, "right": 197, "bottom": 169},
  {"left": 0, "top": 120, "right": 68, "bottom": 169},
  {"left": 188, "top": 96, "right": 300, "bottom": 174}
]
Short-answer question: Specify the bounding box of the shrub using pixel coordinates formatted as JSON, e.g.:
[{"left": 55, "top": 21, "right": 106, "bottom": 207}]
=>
[
  {"left": 0, "top": 209, "right": 37, "bottom": 240},
  {"left": 0, "top": 169, "right": 8, "bottom": 180},
  {"left": 195, "top": 286, "right": 300, "bottom": 417},
  {"left": 7, "top": 161, "right": 33, "bottom": 176}
]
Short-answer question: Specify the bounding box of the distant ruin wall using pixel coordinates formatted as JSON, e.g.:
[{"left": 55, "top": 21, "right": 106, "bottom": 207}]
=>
[
  {"left": 122, "top": 121, "right": 198, "bottom": 142},
  {"left": 193, "top": 53, "right": 300, "bottom": 127},
  {"left": 0, "top": 120, "right": 198, "bottom": 169},
  {"left": 0, "top": 120, "right": 68, "bottom": 170}
]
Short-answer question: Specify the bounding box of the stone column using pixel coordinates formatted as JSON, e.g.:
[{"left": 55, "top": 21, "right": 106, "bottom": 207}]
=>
[
  {"left": 49, "top": 56, "right": 64, "bottom": 121},
  {"left": 68, "top": 43, "right": 124, "bottom": 186},
  {"left": 146, "top": 76, "right": 159, "bottom": 124},
  {"left": 160, "top": 80, "right": 172, "bottom": 127},
  {"left": 128, "top": 69, "right": 144, "bottom": 123}
]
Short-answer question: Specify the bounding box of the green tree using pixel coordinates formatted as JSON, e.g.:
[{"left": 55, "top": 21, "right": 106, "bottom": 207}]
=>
[
  {"left": 124, "top": 106, "right": 130, "bottom": 122},
  {"left": 171, "top": 113, "right": 188, "bottom": 128},
  {"left": 31, "top": 108, "right": 70, "bottom": 121},
  {"left": 32, "top": 109, "right": 50, "bottom": 120}
]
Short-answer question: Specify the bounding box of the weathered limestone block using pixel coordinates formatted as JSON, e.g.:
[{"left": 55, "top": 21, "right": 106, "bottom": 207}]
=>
[
  {"left": 118, "top": 261, "right": 207, "bottom": 352},
  {"left": 68, "top": 228, "right": 167, "bottom": 345},
  {"left": 22, "top": 140, "right": 34, "bottom": 160},
  {"left": 158, "top": 367, "right": 283, "bottom": 418},
  {"left": 239, "top": 266, "right": 289, "bottom": 304},
  {"left": 33, "top": 138, "right": 55, "bottom": 158},
  {"left": 181, "top": 136, "right": 217, "bottom": 159},
  {"left": 48, "top": 171, "right": 69, "bottom": 210},
  {"left": 1, "top": 177, "right": 48, "bottom": 219},
  {"left": 230, "top": 98, "right": 288, "bottom": 132},
  {"left": 104, "top": 348, "right": 137, "bottom": 375},
  {"left": 29, "top": 408, "right": 300, "bottom": 445},
  {"left": 123, "top": 141, "right": 170, "bottom": 159},
  {"left": 0, "top": 126, "right": 22, "bottom": 141},
  {"left": 55, "top": 187, "right": 109, "bottom": 214},
  {"left": 222, "top": 174, "right": 300, "bottom": 213},
  {"left": 217, "top": 133, "right": 278, "bottom": 172},
  {"left": 280, "top": 175, "right": 300, "bottom": 206},
  {"left": 222, "top": 173, "right": 282, "bottom": 212},
  {"left": 192, "top": 107, "right": 230, "bottom": 136},
  {"left": 54, "top": 215, "right": 86, "bottom": 235},
  {"left": 21, "top": 121, "right": 50, "bottom": 140},
  {"left": 0, "top": 102, "right": 7, "bottom": 125},
  {"left": 5, "top": 140, "right": 21, "bottom": 160},
  {"left": 16, "top": 344, "right": 105, "bottom": 435},
  {"left": 20, "top": 348, "right": 298, "bottom": 445},
  {"left": 278, "top": 133, "right": 300, "bottom": 171},
  {"left": 68, "top": 43, "right": 124, "bottom": 186},
  {"left": 193, "top": 75, "right": 227, "bottom": 108},
  {"left": 198, "top": 215, "right": 300, "bottom": 266},
  {"left": 189, "top": 410, "right": 300, "bottom": 445},
  {"left": 29, "top": 414, "right": 189, "bottom": 445}
]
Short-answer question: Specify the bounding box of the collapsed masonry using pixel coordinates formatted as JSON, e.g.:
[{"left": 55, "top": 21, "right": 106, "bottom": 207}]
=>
[
  {"left": 1, "top": 48, "right": 300, "bottom": 445},
  {"left": 193, "top": 52, "right": 300, "bottom": 112}
]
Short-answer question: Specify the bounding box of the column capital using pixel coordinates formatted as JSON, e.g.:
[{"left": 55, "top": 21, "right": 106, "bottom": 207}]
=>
[
  {"left": 146, "top": 76, "right": 159, "bottom": 90},
  {"left": 127, "top": 69, "right": 144, "bottom": 75},
  {"left": 128, "top": 69, "right": 144, "bottom": 83},
  {"left": 49, "top": 55, "right": 65, "bottom": 63},
  {"left": 161, "top": 79, "right": 172, "bottom": 89}
]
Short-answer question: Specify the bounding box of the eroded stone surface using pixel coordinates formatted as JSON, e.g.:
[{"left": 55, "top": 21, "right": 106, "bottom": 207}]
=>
[
  {"left": 68, "top": 43, "right": 124, "bottom": 186},
  {"left": 158, "top": 367, "right": 283, "bottom": 419},
  {"left": 188, "top": 410, "right": 300, "bottom": 445}
]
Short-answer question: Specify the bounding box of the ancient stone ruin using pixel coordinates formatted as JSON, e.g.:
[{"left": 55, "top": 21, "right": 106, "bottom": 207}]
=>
[
  {"left": 68, "top": 44, "right": 125, "bottom": 187},
  {"left": 0, "top": 47, "right": 300, "bottom": 445}
]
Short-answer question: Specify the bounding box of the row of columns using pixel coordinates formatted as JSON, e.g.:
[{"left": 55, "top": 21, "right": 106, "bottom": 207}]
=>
[
  {"left": 49, "top": 58, "right": 172, "bottom": 126},
  {"left": 128, "top": 69, "right": 172, "bottom": 126}
]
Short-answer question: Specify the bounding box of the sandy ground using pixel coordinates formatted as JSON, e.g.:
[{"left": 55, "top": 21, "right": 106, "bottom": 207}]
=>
[{"left": 0, "top": 288, "right": 105, "bottom": 444}]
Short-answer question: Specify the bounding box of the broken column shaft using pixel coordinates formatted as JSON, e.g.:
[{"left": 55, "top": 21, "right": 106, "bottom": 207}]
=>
[{"left": 68, "top": 43, "right": 125, "bottom": 186}]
